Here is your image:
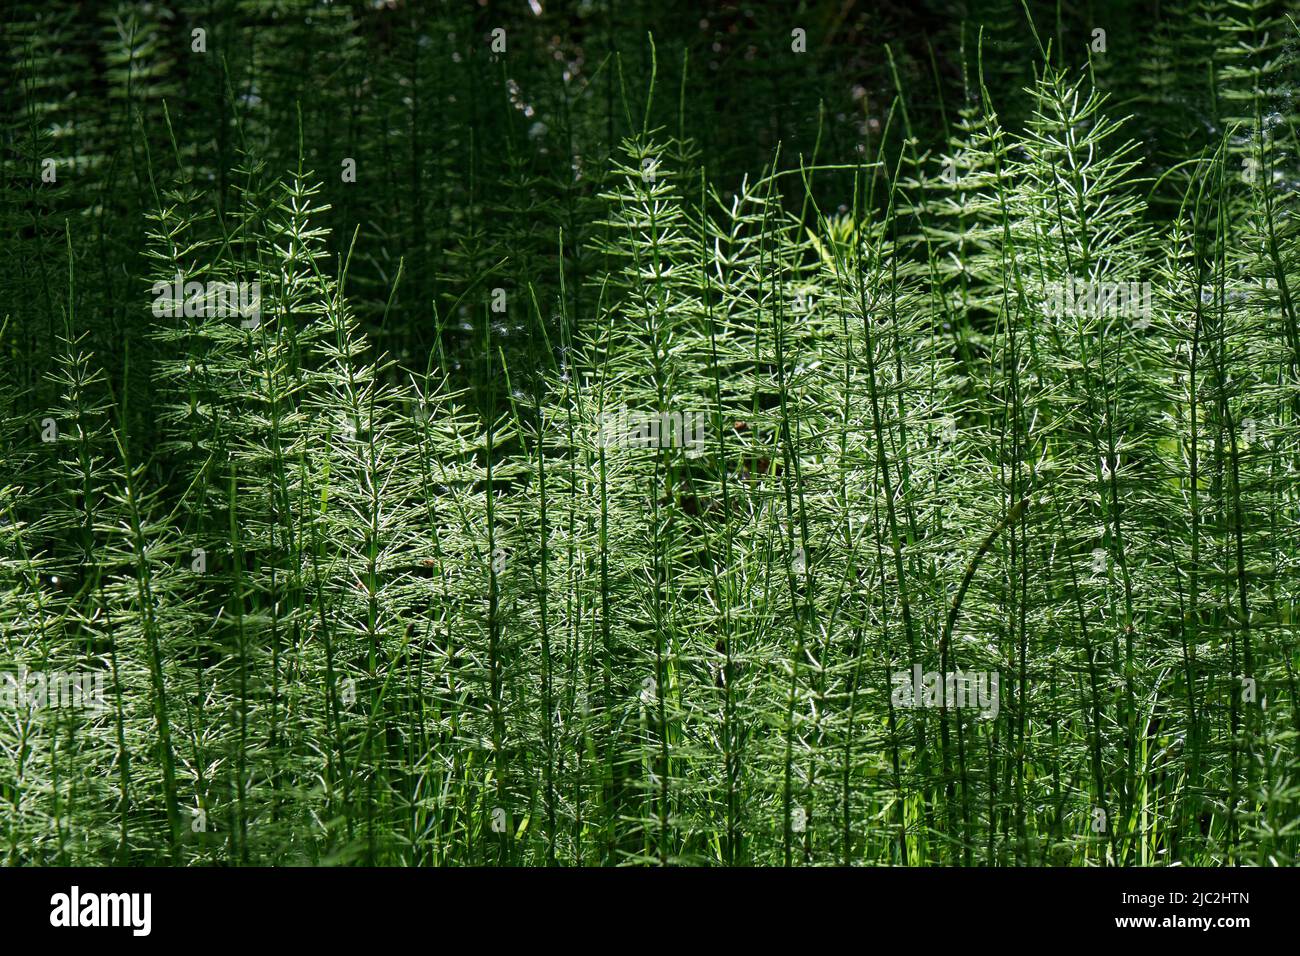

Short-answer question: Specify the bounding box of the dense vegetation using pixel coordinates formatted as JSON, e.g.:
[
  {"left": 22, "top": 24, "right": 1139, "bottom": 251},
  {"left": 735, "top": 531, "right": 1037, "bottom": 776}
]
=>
[{"left": 3, "top": 0, "right": 1300, "bottom": 866}]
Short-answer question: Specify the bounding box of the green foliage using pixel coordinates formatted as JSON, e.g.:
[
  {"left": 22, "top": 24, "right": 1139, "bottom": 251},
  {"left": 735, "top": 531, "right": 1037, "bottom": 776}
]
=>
[{"left": 1, "top": 0, "right": 1298, "bottom": 867}]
